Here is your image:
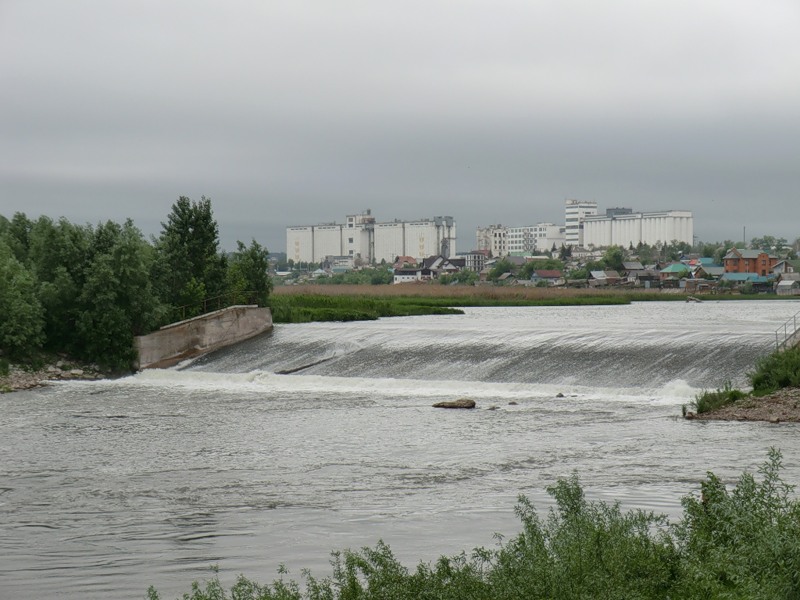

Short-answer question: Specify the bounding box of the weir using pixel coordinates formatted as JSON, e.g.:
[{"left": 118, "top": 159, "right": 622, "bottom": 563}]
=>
[
  {"left": 184, "top": 302, "right": 787, "bottom": 392},
  {"left": 134, "top": 305, "right": 272, "bottom": 370}
]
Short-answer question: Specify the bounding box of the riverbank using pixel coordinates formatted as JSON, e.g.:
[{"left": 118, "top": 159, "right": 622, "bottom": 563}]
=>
[
  {"left": 690, "top": 387, "right": 800, "bottom": 423},
  {"left": 0, "top": 359, "right": 106, "bottom": 393}
]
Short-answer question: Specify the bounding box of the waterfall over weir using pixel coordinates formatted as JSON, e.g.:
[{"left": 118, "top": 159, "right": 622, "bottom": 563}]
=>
[{"left": 182, "top": 302, "right": 780, "bottom": 393}]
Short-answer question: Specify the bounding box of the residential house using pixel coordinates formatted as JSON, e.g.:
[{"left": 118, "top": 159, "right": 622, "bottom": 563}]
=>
[
  {"left": 393, "top": 256, "right": 417, "bottom": 270},
  {"left": 772, "top": 260, "right": 799, "bottom": 275},
  {"left": 621, "top": 261, "right": 645, "bottom": 273},
  {"left": 723, "top": 248, "right": 778, "bottom": 276},
  {"left": 693, "top": 265, "right": 725, "bottom": 280},
  {"left": 659, "top": 263, "right": 690, "bottom": 282},
  {"left": 630, "top": 269, "right": 660, "bottom": 287},
  {"left": 589, "top": 270, "right": 622, "bottom": 286},
  {"left": 776, "top": 278, "right": 800, "bottom": 296},
  {"left": 531, "top": 269, "right": 565, "bottom": 286},
  {"left": 720, "top": 272, "right": 773, "bottom": 292},
  {"left": 393, "top": 267, "right": 434, "bottom": 284},
  {"left": 421, "top": 255, "right": 462, "bottom": 278},
  {"left": 464, "top": 250, "right": 489, "bottom": 272}
]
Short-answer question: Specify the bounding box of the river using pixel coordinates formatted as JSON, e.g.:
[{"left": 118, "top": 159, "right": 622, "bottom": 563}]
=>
[{"left": 1, "top": 300, "right": 799, "bottom": 599}]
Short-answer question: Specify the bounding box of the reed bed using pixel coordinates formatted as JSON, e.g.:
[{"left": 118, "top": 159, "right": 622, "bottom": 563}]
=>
[{"left": 273, "top": 284, "right": 667, "bottom": 302}]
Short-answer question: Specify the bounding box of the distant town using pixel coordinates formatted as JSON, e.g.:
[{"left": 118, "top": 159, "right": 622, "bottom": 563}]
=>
[{"left": 281, "top": 199, "right": 799, "bottom": 294}]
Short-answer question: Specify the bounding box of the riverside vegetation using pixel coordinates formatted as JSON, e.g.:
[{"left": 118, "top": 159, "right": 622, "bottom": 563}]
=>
[
  {"left": 0, "top": 198, "right": 273, "bottom": 375},
  {"left": 148, "top": 449, "right": 800, "bottom": 600},
  {"left": 689, "top": 347, "right": 800, "bottom": 418}
]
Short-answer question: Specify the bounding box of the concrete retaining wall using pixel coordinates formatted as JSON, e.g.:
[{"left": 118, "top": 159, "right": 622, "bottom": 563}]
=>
[{"left": 135, "top": 305, "right": 273, "bottom": 369}]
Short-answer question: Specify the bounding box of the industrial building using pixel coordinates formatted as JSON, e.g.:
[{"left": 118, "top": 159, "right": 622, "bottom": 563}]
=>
[
  {"left": 582, "top": 209, "right": 694, "bottom": 248},
  {"left": 565, "top": 199, "right": 598, "bottom": 246},
  {"left": 286, "top": 211, "right": 456, "bottom": 264}
]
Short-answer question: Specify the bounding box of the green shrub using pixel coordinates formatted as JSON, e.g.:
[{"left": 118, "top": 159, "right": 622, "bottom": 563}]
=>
[
  {"left": 749, "top": 347, "right": 800, "bottom": 395},
  {"left": 150, "top": 451, "right": 800, "bottom": 600},
  {"left": 674, "top": 447, "right": 800, "bottom": 598},
  {"left": 691, "top": 381, "right": 747, "bottom": 414}
]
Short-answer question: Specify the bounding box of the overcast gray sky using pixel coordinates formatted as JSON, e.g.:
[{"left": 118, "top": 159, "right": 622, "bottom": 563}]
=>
[{"left": 2, "top": 1, "right": 799, "bottom": 253}]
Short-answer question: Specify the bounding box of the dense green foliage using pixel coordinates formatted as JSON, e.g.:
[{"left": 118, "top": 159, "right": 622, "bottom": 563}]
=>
[
  {"left": 750, "top": 347, "right": 800, "bottom": 395},
  {"left": 0, "top": 239, "right": 45, "bottom": 357},
  {"left": 226, "top": 240, "right": 274, "bottom": 307},
  {"left": 691, "top": 381, "right": 747, "bottom": 414},
  {"left": 269, "top": 294, "right": 463, "bottom": 323},
  {"left": 148, "top": 450, "right": 800, "bottom": 600},
  {"left": 518, "top": 258, "right": 564, "bottom": 280},
  {"left": 310, "top": 268, "right": 394, "bottom": 285},
  {"left": 0, "top": 199, "right": 272, "bottom": 370},
  {"left": 153, "top": 196, "right": 229, "bottom": 321}
]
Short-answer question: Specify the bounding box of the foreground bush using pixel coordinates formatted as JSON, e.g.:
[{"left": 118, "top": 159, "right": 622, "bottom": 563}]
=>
[{"left": 148, "top": 449, "right": 800, "bottom": 600}]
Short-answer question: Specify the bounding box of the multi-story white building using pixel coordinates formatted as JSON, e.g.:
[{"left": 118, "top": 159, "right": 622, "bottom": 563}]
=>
[
  {"left": 286, "top": 211, "right": 456, "bottom": 264},
  {"left": 476, "top": 225, "right": 508, "bottom": 257},
  {"left": 477, "top": 222, "right": 567, "bottom": 256},
  {"left": 565, "top": 199, "right": 598, "bottom": 247},
  {"left": 507, "top": 226, "right": 535, "bottom": 255},
  {"left": 583, "top": 210, "right": 694, "bottom": 248},
  {"left": 531, "top": 223, "right": 566, "bottom": 252}
]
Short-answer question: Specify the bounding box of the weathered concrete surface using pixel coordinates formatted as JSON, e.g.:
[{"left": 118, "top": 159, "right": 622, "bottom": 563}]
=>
[{"left": 135, "top": 305, "right": 272, "bottom": 369}]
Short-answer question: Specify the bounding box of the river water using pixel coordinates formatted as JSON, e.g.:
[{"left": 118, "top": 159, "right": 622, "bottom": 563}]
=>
[{"left": 2, "top": 300, "right": 799, "bottom": 599}]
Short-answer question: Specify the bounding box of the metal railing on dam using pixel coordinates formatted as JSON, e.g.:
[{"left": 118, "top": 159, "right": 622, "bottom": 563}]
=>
[{"left": 775, "top": 309, "right": 800, "bottom": 351}]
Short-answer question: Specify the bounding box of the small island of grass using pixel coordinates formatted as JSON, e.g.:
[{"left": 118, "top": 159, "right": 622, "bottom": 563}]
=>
[{"left": 686, "top": 346, "right": 800, "bottom": 422}]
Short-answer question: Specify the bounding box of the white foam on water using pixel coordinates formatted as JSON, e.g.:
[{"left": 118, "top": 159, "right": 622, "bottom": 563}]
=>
[{"left": 107, "top": 369, "right": 699, "bottom": 406}]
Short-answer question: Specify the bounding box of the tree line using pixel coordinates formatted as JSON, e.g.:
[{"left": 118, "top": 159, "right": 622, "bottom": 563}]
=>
[{"left": 0, "top": 197, "right": 272, "bottom": 371}]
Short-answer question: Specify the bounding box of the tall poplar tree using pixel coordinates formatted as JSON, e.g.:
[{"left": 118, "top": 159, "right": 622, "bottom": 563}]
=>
[
  {"left": 76, "top": 220, "right": 162, "bottom": 370},
  {"left": 154, "top": 196, "right": 227, "bottom": 319},
  {"left": 226, "top": 239, "right": 273, "bottom": 306},
  {"left": 0, "top": 240, "right": 45, "bottom": 358}
]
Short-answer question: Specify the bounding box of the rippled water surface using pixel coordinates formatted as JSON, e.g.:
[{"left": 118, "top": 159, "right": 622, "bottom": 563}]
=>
[{"left": 2, "top": 301, "right": 800, "bottom": 599}]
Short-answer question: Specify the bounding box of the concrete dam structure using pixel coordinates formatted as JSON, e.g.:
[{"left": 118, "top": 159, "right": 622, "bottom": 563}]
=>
[{"left": 134, "top": 305, "right": 273, "bottom": 369}]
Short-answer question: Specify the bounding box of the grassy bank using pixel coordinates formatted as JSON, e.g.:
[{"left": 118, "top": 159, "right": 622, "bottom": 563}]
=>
[
  {"left": 268, "top": 285, "right": 668, "bottom": 323},
  {"left": 690, "top": 347, "right": 800, "bottom": 415},
  {"left": 148, "top": 449, "right": 800, "bottom": 600},
  {"left": 271, "top": 284, "right": 792, "bottom": 323}
]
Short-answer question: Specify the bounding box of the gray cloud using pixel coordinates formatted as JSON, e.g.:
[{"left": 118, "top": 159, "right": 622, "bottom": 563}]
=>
[{"left": 2, "top": 0, "right": 799, "bottom": 252}]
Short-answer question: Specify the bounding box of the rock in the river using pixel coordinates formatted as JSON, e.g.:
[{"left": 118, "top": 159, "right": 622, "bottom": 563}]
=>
[{"left": 433, "top": 398, "right": 476, "bottom": 409}]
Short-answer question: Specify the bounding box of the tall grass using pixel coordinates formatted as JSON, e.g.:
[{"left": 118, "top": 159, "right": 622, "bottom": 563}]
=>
[
  {"left": 750, "top": 346, "right": 800, "bottom": 395},
  {"left": 268, "top": 294, "right": 463, "bottom": 323},
  {"left": 148, "top": 449, "right": 800, "bottom": 600},
  {"left": 273, "top": 284, "right": 668, "bottom": 302},
  {"left": 691, "top": 381, "right": 747, "bottom": 414},
  {"left": 268, "top": 287, "right": 647, "bottom": 323}
]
